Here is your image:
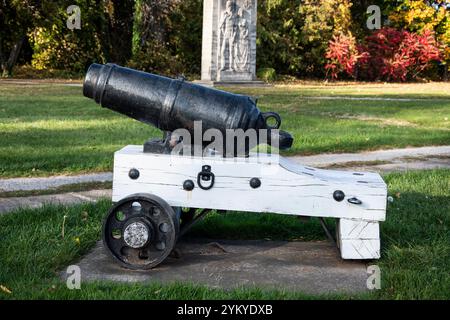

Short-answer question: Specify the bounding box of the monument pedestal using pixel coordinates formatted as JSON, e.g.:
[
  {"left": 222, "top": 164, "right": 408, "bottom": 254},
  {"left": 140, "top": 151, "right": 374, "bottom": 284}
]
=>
[
  {"left": 199, "top": 0, "right": 262, "bottom": 87},
  {"left": 194, "top": 80, "right": 270, "bottom": 87},
  {"left": 218, "top": 70, "right": 253, "bottom": 81}
]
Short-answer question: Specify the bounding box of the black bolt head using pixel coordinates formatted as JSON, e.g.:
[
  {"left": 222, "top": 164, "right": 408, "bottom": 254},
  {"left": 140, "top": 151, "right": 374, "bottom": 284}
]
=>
[
  {"left": 250, "top": 177, "right": 261, "bottom": 189},
  {"left": 129, "top": 168, "right": 140, "bottom": 180},
  {"left": 183, "top": 179, "right": 195, "bottom": 191},
  {"left": 333, "top": 190, "right": 345, "bottom": 202}
]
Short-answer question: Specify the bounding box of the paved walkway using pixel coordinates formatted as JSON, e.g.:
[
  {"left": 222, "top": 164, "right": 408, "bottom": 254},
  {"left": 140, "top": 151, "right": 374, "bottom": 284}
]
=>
[
  {"left": 0, "top": 172, "right": 112, "bottom": 192},
  {"left": 1, "top": 146, "right": 449, "bottom": 214},
  {"left": 0, "top": 190, "right": 111, "bottom": 214},
  {"left": 291, "top": 145, "right": 450, "bottom": 167},
  {"left": 304, "top": 96, "right": 450, "bottom": 102},
  {"left": 0, "top": 79, "right": 82, "bottom": 86}
]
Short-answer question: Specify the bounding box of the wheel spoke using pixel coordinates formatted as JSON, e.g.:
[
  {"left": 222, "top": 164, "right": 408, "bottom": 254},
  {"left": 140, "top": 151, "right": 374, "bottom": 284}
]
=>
[
  {"left": 107, "top": 237, "right": 126, "bottom": 255},
  {"left": 109, "top": 219, "right": 124, "bottom": 230}
]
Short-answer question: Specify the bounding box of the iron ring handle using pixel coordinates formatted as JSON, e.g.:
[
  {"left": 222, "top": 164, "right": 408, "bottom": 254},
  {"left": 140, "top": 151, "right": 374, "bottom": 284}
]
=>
[
  {"left": 262, "top": 112, "right": 282, "bottom": 129},
  {"left": 197, "top": 172, "right": 215, "bottom": 190}
]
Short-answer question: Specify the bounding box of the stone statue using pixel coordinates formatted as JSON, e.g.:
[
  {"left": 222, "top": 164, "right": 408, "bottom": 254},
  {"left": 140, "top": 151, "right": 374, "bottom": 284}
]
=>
[
  {"left": 235, "top": 7, "right": 250, "bottom": 72},
  {"left": 200, "top": 0, "right": 258, "bottom": 84},
  {"left": 219, "top": 1, "right": 238, "bottom": 71}
]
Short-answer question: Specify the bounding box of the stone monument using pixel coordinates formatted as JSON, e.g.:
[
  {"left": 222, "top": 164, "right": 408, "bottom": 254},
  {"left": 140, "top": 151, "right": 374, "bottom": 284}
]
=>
[{"left": 199, "top": 0, "right": 263, "bottom": 86}]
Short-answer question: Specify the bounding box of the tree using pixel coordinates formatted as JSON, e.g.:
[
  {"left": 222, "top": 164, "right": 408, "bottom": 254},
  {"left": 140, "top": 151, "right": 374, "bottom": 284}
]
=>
[
  {"left": 350, "top": 0, "right": 387, "bottom": 37},
  {"left": 257, "top": 0, "right": 303, "bottom": 75},
  {"left": 29, "top": 0, "right": 106, "bottom": 73},
  {"left": 387, "top": 0, "right": 450, "bottom": 71},
  {"left": 257, "top": 0, "right": 353, "bottom": 77},
  {"left": 168, "top": 0, "right": 202, "bottom": 75},
  {"left": 0, "top": 1, "right": 57, "bottom": 77},
  {"left": 129, "top": 0, "right": 202, "bottom": 76},
  {"left": 132, "top": 0, "right": 179, "bottom": 54},
  {"left": 104, "top": 0, "right": 135, "bottom": 65},
  {"left": 9, "top": 0, "right": 134, "bottom": 75},
  {"left": 299, "top": 0, "right": 353, "bottom": 75}
]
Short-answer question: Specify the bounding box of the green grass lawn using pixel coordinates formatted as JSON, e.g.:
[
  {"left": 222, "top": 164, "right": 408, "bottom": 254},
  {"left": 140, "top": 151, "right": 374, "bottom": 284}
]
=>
[
  {"left": 1, "top": 169, "right": 448, "bottom": 300},
  {"left": 0, "top": 82, "right": 449, "bottom": 178}
]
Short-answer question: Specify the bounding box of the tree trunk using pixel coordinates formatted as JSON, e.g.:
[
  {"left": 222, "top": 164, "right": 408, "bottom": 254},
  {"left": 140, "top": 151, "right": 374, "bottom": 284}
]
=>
[
  {"left": 0, "top": 5, "right": 5, "bottom": 74},
  {"left": 133, "top": 0, "right": 178, "bottom": 53},
  {"left": 0, "top": 35, "right": 4, "bottom": 73},
  {"left": 1, "top": 36, "right": 24, "bottom": 77},
  {"left": 106, "top": 0, "right": 135, "bottom": 65}
]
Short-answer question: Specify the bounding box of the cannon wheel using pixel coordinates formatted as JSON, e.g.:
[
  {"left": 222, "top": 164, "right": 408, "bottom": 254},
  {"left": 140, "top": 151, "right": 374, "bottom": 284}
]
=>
[{"left": 103, "top": 193, "right": 178, "bottom": 270}]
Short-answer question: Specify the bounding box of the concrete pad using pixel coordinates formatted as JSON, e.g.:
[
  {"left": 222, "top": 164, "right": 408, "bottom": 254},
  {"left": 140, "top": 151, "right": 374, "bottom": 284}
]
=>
[
  {"left": 0, "top": 189, "right": 111, "bottom": 214},
  {"left": 66, "top": 239, "right": 369, "bottom": 294}
]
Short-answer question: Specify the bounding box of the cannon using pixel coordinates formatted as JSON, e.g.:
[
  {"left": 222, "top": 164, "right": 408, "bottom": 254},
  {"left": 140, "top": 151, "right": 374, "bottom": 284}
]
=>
[
  {"left": 83, "top": 64, "right": 387, "bottom": 270},
  {"left": 84, "top": 63, "right": 293, "bottom": 156}
]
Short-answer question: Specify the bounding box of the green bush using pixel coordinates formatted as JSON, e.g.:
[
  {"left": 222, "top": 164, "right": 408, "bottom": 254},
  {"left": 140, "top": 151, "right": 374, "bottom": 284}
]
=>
[
  {"left": 30, "top": 26, "right": 105, "bottom": 74},
  {"left": 12, "top": 64, "right": 83, "bottom": 79},
  {"left": 257, "top": 68, "right": 277, "bottom": 82},
  {"left": 257, "top": 0, "right": 353, "bottom": 78},
  {"left": 28, "top": 1, "right": 108, "bottom": 73},
  {"left": 127, "top": 41, "right": 185, "bottom": 77},
  {"left": 130, "top": 0, "right": 202, "bottom": 77}
]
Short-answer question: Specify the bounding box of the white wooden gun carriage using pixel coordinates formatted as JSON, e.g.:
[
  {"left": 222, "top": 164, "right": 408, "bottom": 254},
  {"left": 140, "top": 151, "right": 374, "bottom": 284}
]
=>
[{"left": 105, "top": 146, "right": 387, "bottom": 269}]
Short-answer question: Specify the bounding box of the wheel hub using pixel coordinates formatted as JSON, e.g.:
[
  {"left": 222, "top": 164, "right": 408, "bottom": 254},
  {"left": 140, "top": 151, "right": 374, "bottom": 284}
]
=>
[{"left": 123, "top": 221, "right": 150, "bottom": 248}]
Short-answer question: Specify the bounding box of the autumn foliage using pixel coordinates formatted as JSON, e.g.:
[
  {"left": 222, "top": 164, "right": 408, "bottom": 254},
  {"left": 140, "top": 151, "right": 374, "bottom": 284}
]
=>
[
  {"left": 326, "top": 28, "right": 442, "bottom": 81},
  {"left": 325, "top": 33, "right": 363, "bottom": 79}
]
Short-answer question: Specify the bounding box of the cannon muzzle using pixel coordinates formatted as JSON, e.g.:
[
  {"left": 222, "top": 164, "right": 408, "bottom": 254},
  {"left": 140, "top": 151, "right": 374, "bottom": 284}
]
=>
[{"left": 84, "top": 63, "right": 293, "bottom": 155}]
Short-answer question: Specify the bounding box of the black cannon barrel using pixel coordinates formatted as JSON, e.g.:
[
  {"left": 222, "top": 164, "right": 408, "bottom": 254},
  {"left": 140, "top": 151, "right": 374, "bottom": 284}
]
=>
[{"left": 83, "top": 63, "right": 293, "bottom": 152}]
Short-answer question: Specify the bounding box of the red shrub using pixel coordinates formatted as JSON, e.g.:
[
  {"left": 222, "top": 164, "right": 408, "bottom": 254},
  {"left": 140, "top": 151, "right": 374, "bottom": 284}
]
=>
[
  {"left": 360, "top": 28, "right": 441, "bottom": 81},
  {"left": 325, "top": 33, "right": 361, "bottom": 79},
  {"left": 325, "top": 27, "right": 442, "bottom": 81}
]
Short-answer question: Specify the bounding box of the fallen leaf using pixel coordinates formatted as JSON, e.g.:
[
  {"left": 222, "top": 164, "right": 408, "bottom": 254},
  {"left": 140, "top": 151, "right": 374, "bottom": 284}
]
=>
[
  {"left": 81, "top": 211, "right": 89, "bottom": 221},
  {"left": 0, "top": 285, "right": 12, "bottom": 294}
]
